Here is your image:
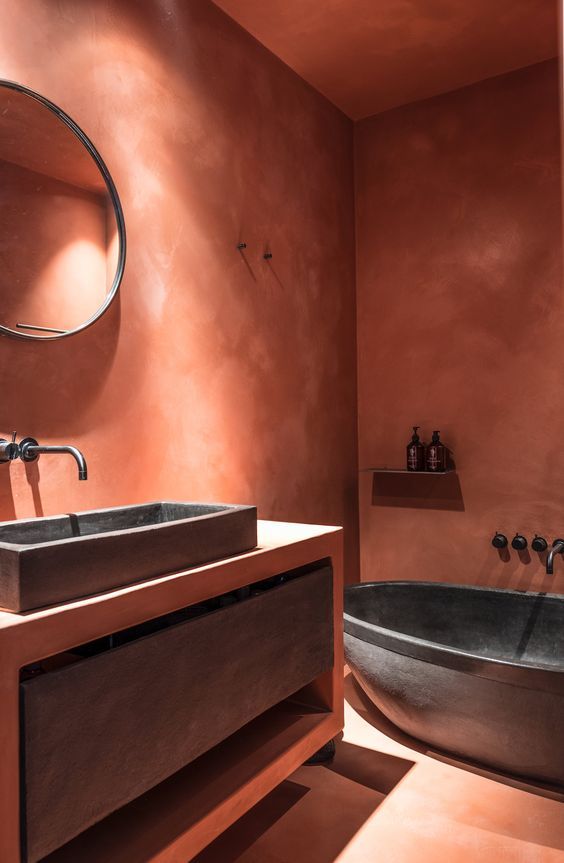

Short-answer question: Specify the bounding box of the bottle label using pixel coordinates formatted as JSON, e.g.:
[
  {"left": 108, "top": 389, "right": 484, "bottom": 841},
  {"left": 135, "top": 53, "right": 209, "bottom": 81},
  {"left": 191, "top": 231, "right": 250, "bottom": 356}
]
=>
[
  {"left": 427, "top": 446, "right": 446, "bottom": 471},
  {"left": 408, "top": 446, "right": 418, "bottom": 469}
]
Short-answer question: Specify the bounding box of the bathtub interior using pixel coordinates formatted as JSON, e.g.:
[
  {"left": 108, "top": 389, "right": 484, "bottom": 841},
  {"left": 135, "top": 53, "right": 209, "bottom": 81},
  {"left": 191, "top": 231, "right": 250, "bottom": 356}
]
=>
[{"left": 345, "top": 582, "right": 564, "bottom": 669}]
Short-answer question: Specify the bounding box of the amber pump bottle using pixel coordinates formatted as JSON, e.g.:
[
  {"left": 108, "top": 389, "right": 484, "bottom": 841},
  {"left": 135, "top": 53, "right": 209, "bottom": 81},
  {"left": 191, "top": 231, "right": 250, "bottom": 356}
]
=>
[
  {"left": 426, "top": 430, "right": 447, "bottom": 472},
  {"left": 406, "top": 426, "right": 425, "bottom": 471}
]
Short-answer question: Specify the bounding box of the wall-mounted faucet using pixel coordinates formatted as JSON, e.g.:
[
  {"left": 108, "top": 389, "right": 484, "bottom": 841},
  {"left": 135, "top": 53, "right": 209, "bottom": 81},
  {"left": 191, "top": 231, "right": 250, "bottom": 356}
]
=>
[
  {"left": 0, "top": 433, "right": 88, "bottom": 480},
  {"left": 546, "top": 539, "right": 564, "bottom": 575},
  {"left": 0, "top": 432, "right": 19, "bottom": 463}
]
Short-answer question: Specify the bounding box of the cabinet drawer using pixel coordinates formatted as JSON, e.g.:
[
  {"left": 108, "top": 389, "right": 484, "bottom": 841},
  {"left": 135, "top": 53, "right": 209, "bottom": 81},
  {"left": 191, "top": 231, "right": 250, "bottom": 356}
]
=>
[{"left": 20, "top": 564, "right": 333, "bottom": 863}]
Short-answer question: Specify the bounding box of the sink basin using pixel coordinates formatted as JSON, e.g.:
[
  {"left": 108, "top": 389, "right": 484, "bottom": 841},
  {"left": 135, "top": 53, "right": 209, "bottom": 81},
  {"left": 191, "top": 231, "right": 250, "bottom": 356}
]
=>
[{"left": 0, "top": 501, "right": 257, "bottom": 612}]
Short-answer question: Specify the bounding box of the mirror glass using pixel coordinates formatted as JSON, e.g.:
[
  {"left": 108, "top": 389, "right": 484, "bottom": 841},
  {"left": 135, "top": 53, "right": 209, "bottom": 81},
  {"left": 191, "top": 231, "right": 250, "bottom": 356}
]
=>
[{"left": 0, "top": 82, "right": 125, "bottom": 340}]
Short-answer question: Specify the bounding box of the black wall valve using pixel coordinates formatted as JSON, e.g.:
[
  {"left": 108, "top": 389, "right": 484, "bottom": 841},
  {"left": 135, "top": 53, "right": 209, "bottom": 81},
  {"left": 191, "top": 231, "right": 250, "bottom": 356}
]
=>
[
  {"left": 511, "top": 534, "right": 528, "bottom": 551},
  {"left": 531, "top": 535, "right": 548, "bottom": 553},
  {"left": 491, "top": 533, "right": 508, "bottom": 549}
]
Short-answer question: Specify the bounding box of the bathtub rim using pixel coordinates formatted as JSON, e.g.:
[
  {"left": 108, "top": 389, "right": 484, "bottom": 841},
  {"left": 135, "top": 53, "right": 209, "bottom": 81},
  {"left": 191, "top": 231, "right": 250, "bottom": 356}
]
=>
[{"left": 344, "top": 581, "right": 564, "bottom": 694}]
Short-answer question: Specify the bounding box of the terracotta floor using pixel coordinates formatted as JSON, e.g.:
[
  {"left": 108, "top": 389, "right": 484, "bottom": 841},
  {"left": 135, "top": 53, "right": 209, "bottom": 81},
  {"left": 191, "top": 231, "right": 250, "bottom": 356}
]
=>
[{"left": 195, "top": 673, "right": 564, "bottom": 863}]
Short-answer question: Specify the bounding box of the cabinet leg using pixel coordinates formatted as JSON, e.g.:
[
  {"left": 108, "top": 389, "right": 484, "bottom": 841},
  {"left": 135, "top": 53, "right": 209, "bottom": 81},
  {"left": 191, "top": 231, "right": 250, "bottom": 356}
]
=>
[{"left": 303, "top": 738, "right": 336, "bottom": 765}]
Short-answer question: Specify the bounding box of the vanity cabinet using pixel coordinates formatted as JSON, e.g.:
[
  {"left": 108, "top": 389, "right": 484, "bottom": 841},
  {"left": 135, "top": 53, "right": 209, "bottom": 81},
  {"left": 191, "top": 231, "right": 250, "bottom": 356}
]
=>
[
  {"left": 0, "top": 521, "right": 343, "bottom": 863},
  {"left": 20, "top": 565, "right": 333, "bottom": 862}
]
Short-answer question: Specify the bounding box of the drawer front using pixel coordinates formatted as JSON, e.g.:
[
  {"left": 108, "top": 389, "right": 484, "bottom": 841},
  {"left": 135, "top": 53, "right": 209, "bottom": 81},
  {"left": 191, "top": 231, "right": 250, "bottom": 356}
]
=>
[{"left": 20, "top": 565, "right": 333, "bottom": 863}]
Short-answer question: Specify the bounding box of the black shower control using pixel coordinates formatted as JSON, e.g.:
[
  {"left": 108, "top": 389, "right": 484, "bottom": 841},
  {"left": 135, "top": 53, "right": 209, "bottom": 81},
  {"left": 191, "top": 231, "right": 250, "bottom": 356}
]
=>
[
  {"left": 491, "top": 533, "right": 508, "bottom": 549},
  {"left": 531, "top": 535, "right": 548, "bottom": 553},
  {"left": 511, "top": 534, "right": 528, "bottom": 551}
]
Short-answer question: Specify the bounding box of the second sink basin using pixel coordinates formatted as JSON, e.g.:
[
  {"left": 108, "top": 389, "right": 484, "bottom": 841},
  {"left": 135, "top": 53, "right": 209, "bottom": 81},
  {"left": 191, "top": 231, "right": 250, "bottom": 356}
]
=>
[{"left": 0, "top": 501, "right": 257, "bottom": 612}]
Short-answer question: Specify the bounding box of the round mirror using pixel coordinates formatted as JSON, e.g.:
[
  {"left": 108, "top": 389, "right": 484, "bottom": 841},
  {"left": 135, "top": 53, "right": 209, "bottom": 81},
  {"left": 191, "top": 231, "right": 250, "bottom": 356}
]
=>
[{"left": 0, "top": 81, "right": 125, "bottom": 340}]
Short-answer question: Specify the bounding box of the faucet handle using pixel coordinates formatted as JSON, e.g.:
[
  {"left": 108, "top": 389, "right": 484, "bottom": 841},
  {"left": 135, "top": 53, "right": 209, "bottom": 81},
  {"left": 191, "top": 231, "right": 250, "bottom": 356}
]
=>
[
  {"left": 0, "top": 431, "right": 19, "bottom": 462},
  {"left": 531, "top": 535, "right": 548, "bottom": 553},
  {"left": 491, "top": 532, "right": 508, "bottom": 549},
  {"left": 9, "top": 431, "right": 18, "bottom": 458},
  {"left": 511, "top": 534, "right": 528, "bottom": 551}
]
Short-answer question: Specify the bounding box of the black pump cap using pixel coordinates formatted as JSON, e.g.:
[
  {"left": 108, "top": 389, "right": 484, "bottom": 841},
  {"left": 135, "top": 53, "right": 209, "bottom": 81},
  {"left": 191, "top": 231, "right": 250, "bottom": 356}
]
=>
[
  {"left": 431, "top": 430, "right": 441, "bottom": 443},
  {"left": 411, "top": 426, "right": 421, "bottom": 443}
]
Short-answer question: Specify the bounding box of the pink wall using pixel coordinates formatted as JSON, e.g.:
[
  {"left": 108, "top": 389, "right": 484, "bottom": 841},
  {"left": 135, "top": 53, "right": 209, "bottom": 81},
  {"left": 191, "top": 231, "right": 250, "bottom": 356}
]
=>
[
  {"left": 355, "top": 60, "right": 564, "bottom": 593},
  {"left": 0, "top": 0, "right": 359, "bottom": 579}
]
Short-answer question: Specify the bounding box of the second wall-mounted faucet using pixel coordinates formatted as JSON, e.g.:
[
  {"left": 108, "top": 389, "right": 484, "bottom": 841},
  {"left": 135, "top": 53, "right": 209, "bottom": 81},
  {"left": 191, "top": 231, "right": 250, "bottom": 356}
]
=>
[
  {"left": 0, "top": 433, "right": 88, "bottom": 480},
  {"left": 492, "top": 531, "right": 564, "bottom": 575},
  {"left": 546, "top": 539, "right": 564, "bottom": 575}
]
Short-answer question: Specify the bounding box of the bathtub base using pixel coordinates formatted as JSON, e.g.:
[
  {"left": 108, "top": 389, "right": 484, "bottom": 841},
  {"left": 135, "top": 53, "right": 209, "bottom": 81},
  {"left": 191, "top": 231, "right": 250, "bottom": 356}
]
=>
[{"left": 345, "top": 632, "right": 564, "bottom": 788}]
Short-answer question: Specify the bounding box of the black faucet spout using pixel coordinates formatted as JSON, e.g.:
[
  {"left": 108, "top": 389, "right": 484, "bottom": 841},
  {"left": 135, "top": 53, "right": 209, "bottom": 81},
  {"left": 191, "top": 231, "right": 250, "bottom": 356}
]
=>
[
  {"left": 546, "top": 540, "right": 564, "bottom": 575},
  {"left": 19, "top": 438, "right": 88, "bottom": 481}
]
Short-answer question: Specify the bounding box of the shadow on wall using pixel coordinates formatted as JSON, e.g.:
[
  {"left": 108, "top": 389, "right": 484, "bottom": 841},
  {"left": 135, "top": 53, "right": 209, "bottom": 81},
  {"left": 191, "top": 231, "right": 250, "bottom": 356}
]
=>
[
  {"left": 478, "top": 544, "right": 558, "bottom": 593},
  {"left": 0, "top": 292, "right": 131, "bottom": 521},
  {"left": 371, "top": 470, "right": 465, "bottom": 511},
  {"left": 345, "top": 673, "right": 564, "bottom": 804}
]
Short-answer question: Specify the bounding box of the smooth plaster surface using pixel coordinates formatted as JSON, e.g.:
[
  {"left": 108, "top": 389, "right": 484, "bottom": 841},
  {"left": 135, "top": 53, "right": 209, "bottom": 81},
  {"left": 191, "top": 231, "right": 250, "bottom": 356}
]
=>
[
  {"left": 355, "top": 60, "right": 564, "bottom": 593},
  {"left": 212, "top": 0, "right": 558, "bottom": 119},
  {"left": 0, "top": 0, "right": 359, "bottom": 579}
]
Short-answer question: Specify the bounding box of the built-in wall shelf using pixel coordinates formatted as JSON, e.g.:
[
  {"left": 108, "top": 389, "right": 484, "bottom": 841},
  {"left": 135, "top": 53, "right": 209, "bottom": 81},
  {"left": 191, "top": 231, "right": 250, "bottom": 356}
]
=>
[{"left": 361, "top": 467, "right": 455, "bottom": 476}]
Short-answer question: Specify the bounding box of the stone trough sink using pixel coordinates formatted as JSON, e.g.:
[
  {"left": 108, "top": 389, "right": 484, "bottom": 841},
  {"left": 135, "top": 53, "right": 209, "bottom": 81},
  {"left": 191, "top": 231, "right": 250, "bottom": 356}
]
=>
[{"left": 0, "top": 501, "right": 257, "bottom": 612}]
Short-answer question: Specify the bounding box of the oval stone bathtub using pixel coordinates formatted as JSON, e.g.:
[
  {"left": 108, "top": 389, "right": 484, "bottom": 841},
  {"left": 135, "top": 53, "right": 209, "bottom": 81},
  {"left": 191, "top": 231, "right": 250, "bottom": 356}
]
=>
[{"left": 344, "top": 581, "right": 564, "bottom": 786}]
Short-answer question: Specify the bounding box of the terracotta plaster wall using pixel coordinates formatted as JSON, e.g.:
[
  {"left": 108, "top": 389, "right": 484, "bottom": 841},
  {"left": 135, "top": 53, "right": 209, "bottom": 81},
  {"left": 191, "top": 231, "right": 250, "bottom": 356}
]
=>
[
  {"left": 213, "top": 0, "right": 558, "bottom": 119},
  {"left": 355, "top": 60, "right": 564, "bottom": 592},
  {"left": 0, "top": 0, "right": 359, "bottom": 578}
]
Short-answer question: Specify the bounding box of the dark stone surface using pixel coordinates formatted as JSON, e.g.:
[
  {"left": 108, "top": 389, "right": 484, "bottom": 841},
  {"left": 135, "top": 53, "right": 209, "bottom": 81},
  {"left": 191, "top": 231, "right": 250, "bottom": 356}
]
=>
[
  {"left": 344, "top": 581, "right": 564, "bottom": 786},
  {"left": 0, "top": 501, "right": 257, "bottom": 611}
]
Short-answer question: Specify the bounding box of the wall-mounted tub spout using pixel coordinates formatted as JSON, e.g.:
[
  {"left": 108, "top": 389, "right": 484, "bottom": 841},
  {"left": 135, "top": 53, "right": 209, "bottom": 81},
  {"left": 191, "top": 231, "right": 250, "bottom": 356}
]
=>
[{"left": 546, "top": 539, "right": 564, "bottom": 575}]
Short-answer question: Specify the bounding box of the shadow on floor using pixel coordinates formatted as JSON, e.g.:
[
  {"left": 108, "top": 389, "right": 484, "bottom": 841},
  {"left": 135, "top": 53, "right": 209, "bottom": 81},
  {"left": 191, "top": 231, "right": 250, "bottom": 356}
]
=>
[
  {"left": 327, "top": 739, "right": 413, "bottom": 795},
  {"left": 193, "top": 779, "right": 310, "bottom": 863},
  {"left": 345, "top": 672, "right": 564, "bottom": 802},
  {"left": 193, "top": 737, "right": 414, "bottom": 863}
]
